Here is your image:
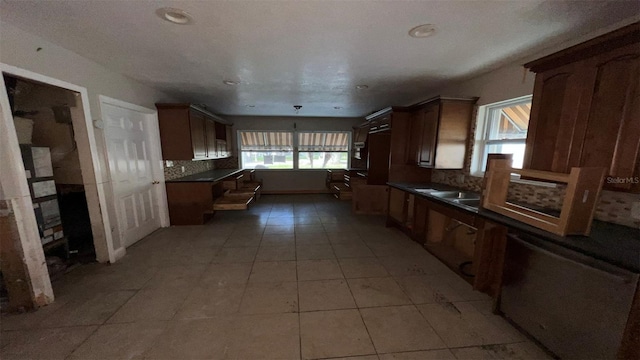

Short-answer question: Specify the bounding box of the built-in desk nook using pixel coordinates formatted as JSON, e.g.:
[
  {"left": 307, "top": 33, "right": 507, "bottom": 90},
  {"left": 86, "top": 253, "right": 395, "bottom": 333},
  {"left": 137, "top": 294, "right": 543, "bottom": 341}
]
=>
[{"left": 165, "top": 169, "right": 262, "bottom": 225}]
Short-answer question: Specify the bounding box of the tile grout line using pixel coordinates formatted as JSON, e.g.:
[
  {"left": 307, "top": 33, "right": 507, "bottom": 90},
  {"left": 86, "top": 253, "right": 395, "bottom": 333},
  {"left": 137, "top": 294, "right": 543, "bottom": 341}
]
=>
[
  {"left": 64, "top": 286, "right": 142, "bottom": 360},
  {"left": 294, "top": 223, "right": 304, "bottom": 360},
  {"left": 336, "top": 239, "right": 380, "bottom": 357},
  {"left": 234, "top": 216, "right": 266, "bottom": 316},
  {"left": 355, "top": 212, "right": 455, "bottom": 356}
]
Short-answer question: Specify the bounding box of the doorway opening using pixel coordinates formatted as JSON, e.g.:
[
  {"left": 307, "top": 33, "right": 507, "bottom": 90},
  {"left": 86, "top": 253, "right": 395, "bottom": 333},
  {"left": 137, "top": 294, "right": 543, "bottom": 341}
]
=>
[{"left": 1, "top": 74, "right": 96, "bottom": 297}]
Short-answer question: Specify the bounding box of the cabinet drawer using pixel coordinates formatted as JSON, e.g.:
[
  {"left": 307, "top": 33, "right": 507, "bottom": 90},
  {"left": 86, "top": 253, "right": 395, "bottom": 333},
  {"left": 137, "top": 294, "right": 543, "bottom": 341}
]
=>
[{"left": 222, "top": 174, "right": 244, "bottom": 190}]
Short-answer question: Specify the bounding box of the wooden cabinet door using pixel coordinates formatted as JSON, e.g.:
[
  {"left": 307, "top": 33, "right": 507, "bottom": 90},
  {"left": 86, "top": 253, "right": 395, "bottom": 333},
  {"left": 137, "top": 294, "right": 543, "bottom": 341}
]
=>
[
  {"left": 407, "top": 109, "right": 424, "bottom": 165},
  {"left": 388, "top": 187, "right": 406, "bottom": 223},
  {"left": 204, "top": 119, "right": 217, "bottom": 159},
  {"left": 189, "top": 111, "right": 207, "bottom": 159},
  {"left": 579, "top": 45, "right": 640, "bottom": 191},
  {"left": 367, "top": 133, "right": 391, "bottom": 185},
  {"left": 418, "top": 104, "right": 439, "bottom": 167},
  {"left": 524, "top": 61, "right": 592, "bottom": 173},
  {"left": 157, "top": 105, "right": 194, "bottom": 160},
  {"left": 389, "top": 112, "right": 412, "bottom": 166},
  {"left": 225, "top": 125, "right": 233, "bottom": 157},
  {"left": 412, "top": 197, "right": 429, "bottom": 242}
]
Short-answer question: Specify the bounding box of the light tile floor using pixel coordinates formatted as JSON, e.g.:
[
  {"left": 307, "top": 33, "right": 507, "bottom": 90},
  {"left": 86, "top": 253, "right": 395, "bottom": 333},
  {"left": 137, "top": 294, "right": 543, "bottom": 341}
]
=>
[{"left": 0, "top": 195, "right": 553, "bottom": 360}]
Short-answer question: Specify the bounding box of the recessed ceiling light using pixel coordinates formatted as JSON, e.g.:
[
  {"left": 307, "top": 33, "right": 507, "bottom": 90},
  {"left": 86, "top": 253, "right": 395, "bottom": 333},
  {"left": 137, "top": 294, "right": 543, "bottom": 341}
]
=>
[
  {"left": 409, "top": 24, "right": 436, "bottom": 38},
  {"left": 355, "top": 85, "right": 368, "bottom": 90},
  {"left": 156, "top": 7, "right": 193, "bottom": 25},
  {"left": 223, "top": 80, "right": 240, "bottom": 86}
]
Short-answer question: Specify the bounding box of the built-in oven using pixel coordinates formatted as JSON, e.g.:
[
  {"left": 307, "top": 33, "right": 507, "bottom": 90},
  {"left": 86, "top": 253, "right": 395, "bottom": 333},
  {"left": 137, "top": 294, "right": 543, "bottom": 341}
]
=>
[{"left": 500, "top": 232, "right": 638, "bottom": 359}]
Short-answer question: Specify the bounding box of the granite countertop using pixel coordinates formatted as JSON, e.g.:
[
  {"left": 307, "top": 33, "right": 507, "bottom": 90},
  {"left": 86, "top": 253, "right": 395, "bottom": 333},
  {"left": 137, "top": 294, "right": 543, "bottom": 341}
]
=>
[
  {"left": 166, "top": 168, "right": 244, "bottom": 183},
  {"left": 388, "top": 182, "right": 640, "bottom": 273}
]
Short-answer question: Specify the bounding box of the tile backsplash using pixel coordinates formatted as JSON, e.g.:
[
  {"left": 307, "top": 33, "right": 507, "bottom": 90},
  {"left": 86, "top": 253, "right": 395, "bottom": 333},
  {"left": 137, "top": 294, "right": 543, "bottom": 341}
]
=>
[
  {"left": 432, "top": 168, "right": 640, "bottom": 229},
  {"left": 163, "top": 156, "right": 239, "bottom": 181}
]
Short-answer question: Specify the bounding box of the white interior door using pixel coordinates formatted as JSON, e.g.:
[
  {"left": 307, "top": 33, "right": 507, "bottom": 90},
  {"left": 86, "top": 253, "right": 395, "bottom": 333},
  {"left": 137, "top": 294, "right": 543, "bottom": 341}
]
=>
[{"left": 102, "top": 102, "right": 162, "bottom": 247}]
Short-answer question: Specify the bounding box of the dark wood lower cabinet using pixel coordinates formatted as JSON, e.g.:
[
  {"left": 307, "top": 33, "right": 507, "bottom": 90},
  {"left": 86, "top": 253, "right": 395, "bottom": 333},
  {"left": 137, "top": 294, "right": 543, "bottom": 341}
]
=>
[
  {"left": 387, "top": 187, "right": 480, "bottom": 285},
  {"left": 387, "top": 187, "right": 511, "bottom": 296},
  {"left": 472, "top": 219, "right": 508, "bottom": 298},
  {"left": 352, "top": 185, "right": 388, "bottom": 215},
  {"left": 424, "top": 204, "right": 477, "bottom": 285},
  {"left": 165, "top": 182, "right": 224, "bottom": 225}
]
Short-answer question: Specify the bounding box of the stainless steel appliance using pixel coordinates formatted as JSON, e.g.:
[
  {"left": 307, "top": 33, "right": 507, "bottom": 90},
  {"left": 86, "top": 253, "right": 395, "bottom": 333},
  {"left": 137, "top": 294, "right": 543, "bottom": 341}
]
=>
[{"left": 500, "top": 233, "right": 638, "bottom": 359}]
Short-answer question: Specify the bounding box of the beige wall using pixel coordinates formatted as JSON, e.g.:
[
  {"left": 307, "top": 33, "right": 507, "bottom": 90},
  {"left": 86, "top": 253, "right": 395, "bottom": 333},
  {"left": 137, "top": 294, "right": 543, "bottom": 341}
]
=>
[
  {"left": 0, "top": 21, "right": 178, "bottom": 263},
  {"left": 430, "top": 64, "right": 535, "bottom": 106}
]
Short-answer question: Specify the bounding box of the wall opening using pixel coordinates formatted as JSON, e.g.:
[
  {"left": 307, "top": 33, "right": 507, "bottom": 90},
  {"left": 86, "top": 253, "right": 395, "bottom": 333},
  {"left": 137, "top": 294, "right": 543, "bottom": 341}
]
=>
[{"left": 1, "top": 74, "right": 95, "bottom": 305}]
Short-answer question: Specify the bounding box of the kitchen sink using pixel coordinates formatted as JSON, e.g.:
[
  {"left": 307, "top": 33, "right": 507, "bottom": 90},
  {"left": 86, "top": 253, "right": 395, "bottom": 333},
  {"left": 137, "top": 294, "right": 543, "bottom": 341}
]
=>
[
  {"left": 410, "top": 188, "right": 481, "bottom": 209},
  {"left": 429, "top": 191, "right": 480, "bottom": 200},
  {"left": 451, "top": 198, "right": 481, "bottom": 207},
  {"left": 413, "top": 188, "right": 438, "bottom": 193}
]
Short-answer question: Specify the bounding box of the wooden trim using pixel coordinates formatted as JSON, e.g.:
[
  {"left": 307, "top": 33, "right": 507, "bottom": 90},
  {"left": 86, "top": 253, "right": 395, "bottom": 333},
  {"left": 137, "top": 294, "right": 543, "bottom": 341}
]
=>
[
  {"left": 483, "top": 159, "right": 606, "bottom": 236},
  {"left": 155, "top": 103, "right": 232, "bottom": 125},
  {"left": 365, "top": 107, "right": 394, "bottom": 121},
  {"left": 0, "top": 211, "right": 36, "bottom": 311},
  {"left": 472, "top": 219, "right": 508, "bottom": 298},
  {"left": 363, "top": 97, "right": 479, "bottom": 120},
  {"left": 618, "top": 278, "right": 640, "bottom": 360},
  {"left": 408, "top": 96, "right": 479, "bottom": 111},
  {"left": 495, "top": 168, "right": 571, "bottom": 183},
  {"left": 525, "top": 22, "right": 640, "bottom": 73}
]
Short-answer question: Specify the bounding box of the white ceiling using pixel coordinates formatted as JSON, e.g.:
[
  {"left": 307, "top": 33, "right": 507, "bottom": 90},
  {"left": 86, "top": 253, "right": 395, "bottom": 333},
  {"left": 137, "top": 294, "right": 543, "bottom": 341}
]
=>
[{"left": 1, "top": 0, "right": 638, "bottom": 117}]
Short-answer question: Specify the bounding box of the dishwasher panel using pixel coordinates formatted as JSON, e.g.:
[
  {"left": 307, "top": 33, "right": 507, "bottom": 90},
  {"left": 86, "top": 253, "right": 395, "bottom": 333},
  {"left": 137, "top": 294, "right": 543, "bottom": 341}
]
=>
[{"left": 500, "top": 233, "right": 638, "bottom": 359}]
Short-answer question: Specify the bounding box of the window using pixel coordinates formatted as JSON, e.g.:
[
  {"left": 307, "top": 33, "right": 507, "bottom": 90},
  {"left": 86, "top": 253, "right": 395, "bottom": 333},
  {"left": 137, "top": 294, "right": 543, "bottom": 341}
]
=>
[
  {"left": 240, "top": 131, "right": 294, "bottom": 169},
  {"left": 239, "top": 130, "right": 350, "bottom": 170},
  {"left": 472, "top": 95, "right": 532, "bottom": 174},
  {"left": 298, "top": 132, "right": 349, "bottom": 169}
]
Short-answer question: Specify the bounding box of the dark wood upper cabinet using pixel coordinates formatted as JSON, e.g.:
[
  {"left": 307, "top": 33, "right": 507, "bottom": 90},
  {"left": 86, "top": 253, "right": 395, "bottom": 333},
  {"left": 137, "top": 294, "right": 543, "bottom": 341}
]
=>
[
  {"left": 579, "top": 46, "right": 640, "bottom": 191},
  {"left": 407, "top": 97, "right": 477, "bottom": 169},
  {"left": 190, "top": 111, "right": 208, "bottom": 160},
  {"left": 203, "top": 116, "right": 217, "bottom": 159},
  {"left": 524, "top": 23, "right": 640, "bottom": 191},
  {"left": 156, "top": 103, "right": 233, "bottom": 161},
  {"left": 524, "top": 62, "right": 588, "bottom": 173},
  {"left": 417, "top": 104, "right": 440, "bottom": 167},
  {"left": 225, "top": 125, "right": 233, "bottom": 157}
]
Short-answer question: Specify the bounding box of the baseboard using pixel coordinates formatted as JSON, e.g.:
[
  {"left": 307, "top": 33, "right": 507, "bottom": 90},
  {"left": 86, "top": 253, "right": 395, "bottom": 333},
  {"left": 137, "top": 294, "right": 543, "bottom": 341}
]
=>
[{"left": 262, "top": 189, "right": 332, "bottom": 195}]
